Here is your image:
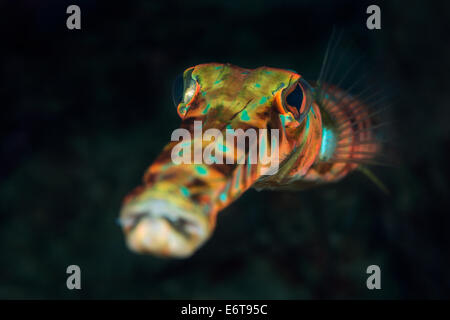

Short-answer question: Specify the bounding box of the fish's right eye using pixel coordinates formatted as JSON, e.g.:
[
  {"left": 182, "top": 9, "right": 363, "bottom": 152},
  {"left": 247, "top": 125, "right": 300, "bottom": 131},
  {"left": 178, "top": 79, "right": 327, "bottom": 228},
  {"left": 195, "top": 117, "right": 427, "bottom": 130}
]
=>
[{"left": 283, "top": 78, "right": 313, "bottom": 123}]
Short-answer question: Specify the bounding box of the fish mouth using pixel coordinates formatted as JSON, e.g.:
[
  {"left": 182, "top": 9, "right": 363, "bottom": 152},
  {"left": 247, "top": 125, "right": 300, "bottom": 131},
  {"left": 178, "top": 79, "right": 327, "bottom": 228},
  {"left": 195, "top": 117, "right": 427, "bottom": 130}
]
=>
[{"left": 119, "top": 192, "right": 210, "bottom": 258}]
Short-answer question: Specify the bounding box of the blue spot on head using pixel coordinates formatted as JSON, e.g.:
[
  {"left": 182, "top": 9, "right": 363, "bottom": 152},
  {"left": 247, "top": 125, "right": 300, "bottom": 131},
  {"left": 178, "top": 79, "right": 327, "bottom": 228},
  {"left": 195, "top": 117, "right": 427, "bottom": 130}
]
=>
[
  {"left": 241, "top": 110, "right": 250, "bottom": 121},
  {"left": 195, "top": 166, "right": 208, "bottom": 175},
  {"left": 280, "top": 114, "right": 286, "bottom": 128},
  {"left": 202, "top": 103, "right": 211, "bottom": 114},
  {"left": 180, "top": 187, "right": 190, "bottom": 197}
]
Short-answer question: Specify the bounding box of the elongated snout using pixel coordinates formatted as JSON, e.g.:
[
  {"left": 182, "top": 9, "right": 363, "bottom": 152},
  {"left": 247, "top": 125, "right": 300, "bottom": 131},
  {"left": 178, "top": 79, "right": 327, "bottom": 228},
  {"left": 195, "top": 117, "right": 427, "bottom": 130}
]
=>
[{"left": 119, "top": 186, "right": 210, "bottom": 258}]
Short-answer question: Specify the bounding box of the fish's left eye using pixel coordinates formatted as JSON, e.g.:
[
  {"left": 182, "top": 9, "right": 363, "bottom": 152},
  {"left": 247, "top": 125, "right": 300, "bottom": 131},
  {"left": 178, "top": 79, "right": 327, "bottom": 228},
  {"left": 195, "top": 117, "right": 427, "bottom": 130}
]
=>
[
  {"left": 172, "top": 74, "right": 184, "bottom": 107},
  {"left": 172, "top": 68, "right": 198, "bottom": 109},
  {"left": 285, "top": 78, "right": 313, "bottom": 123}
]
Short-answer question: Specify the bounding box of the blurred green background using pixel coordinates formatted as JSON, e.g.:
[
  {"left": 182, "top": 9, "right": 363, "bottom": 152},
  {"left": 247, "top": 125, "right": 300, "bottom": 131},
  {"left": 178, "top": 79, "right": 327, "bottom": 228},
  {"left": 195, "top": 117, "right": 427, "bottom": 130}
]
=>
[{"left": 1, "top": 0, "right": 449, "bottom": 299}]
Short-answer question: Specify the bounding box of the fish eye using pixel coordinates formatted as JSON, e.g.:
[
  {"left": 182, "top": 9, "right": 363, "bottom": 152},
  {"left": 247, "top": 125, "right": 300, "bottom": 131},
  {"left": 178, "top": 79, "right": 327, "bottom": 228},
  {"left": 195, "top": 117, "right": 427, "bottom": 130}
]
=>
[
  {"left": 183, "top": 79, "right": 197, "bottom": 104},
  {"left": 172, "top": 74, "right": 184, "bottom": 107},
  {"left": 171, "top": 68, "right": 198, "bottom": 108},
  {"left": 285, "top": 78, "right": 313, "bottom": 123},
  {"left": 286, "top": 83, "right": 304, "bottom": 112}
]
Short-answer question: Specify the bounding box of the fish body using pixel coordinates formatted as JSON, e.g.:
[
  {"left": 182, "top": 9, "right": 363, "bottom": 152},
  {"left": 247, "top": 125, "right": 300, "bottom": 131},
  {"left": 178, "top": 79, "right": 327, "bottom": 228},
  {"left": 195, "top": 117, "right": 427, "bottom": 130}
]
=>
[{"left": 119, "top": 62, "right": 382, "bottom": 258}]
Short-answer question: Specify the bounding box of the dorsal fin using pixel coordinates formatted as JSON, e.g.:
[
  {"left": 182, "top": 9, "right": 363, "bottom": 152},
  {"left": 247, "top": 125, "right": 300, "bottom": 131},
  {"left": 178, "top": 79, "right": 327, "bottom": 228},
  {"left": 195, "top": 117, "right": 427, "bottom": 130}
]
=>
[{"left": 301, "top": 29, "right": 395, "bottom": 186}]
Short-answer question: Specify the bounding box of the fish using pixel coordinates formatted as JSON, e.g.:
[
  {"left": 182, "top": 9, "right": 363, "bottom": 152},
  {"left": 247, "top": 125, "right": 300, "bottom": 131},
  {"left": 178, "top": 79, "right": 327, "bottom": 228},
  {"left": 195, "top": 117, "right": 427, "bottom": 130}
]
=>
[{"left": 118, "top": 36, "right": 390, "bottom": 258}]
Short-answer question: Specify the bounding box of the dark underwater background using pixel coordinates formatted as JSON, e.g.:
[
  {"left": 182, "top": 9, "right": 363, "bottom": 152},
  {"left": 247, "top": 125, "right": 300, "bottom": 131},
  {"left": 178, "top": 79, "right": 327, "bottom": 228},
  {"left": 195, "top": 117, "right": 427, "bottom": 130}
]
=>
[{"left": 1, "top": 0, "right": 449, "bottom": 299}]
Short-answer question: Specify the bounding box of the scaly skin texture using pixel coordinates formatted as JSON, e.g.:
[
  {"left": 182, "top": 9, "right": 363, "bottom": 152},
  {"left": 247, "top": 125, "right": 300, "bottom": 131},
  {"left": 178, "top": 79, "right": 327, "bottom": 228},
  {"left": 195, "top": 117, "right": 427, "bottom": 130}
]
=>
[{"left": 119, "top": 63, "right": 377, "bottom": 257}]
